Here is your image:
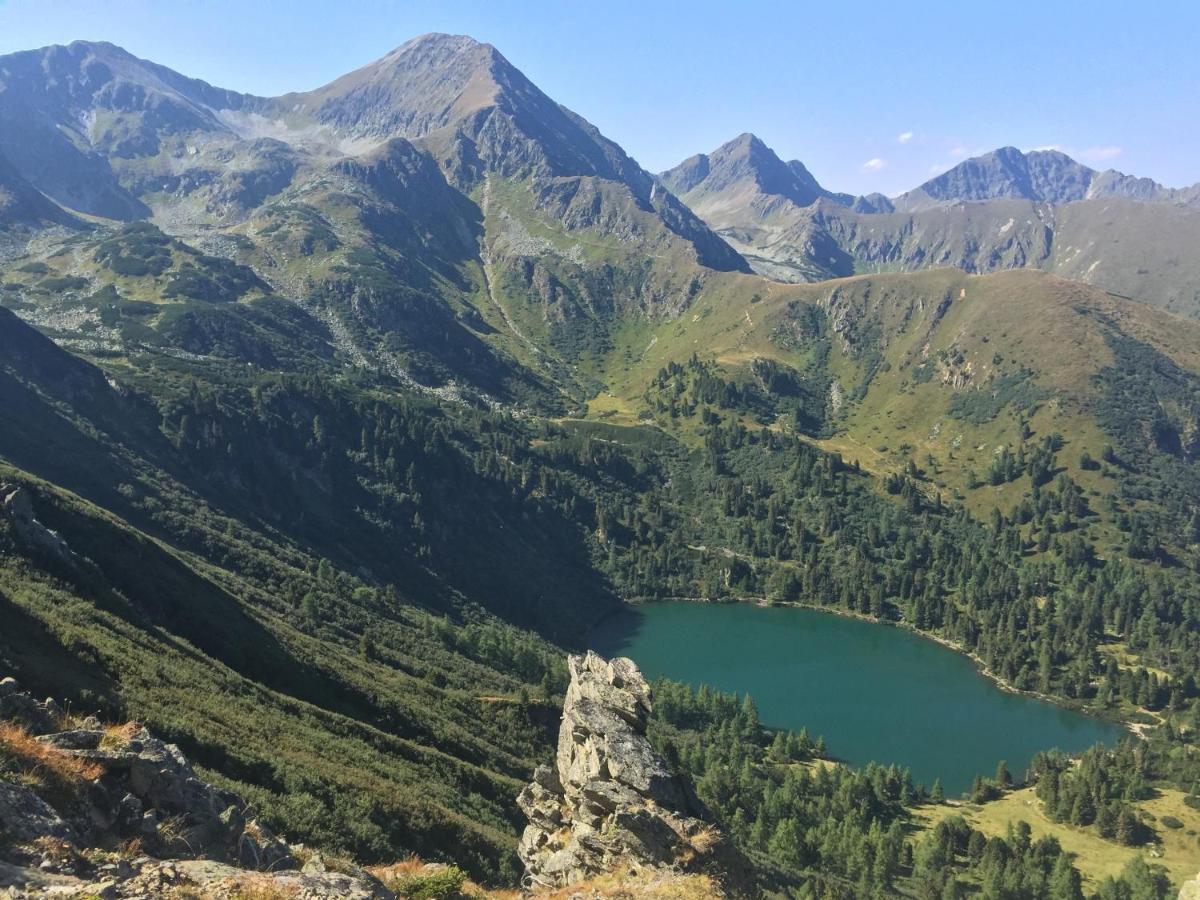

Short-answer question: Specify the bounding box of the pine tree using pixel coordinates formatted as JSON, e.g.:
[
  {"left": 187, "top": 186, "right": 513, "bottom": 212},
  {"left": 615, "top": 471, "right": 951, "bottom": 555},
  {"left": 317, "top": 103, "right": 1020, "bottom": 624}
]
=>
[
  {"left": 767, "top": 819, "right": 803, "bottom": 866},
  {"left": 300, "top": 592, "right": 320, "bottom": 624},
  {"left": 930, "top": 777, "right": 945, "bottom": 803},
  {"left": 1048, "top": 853, "right": 1083, "bottom": 900}
]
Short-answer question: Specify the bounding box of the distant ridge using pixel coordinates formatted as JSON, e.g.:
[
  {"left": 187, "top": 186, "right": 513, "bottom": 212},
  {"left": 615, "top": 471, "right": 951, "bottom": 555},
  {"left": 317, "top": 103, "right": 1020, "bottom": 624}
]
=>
[
  {"left": 895, "top": 145, "right": 1200, "bottom": 211},
  {"left": 658, "top": 135, "right": 1200, "bottom": 311}
]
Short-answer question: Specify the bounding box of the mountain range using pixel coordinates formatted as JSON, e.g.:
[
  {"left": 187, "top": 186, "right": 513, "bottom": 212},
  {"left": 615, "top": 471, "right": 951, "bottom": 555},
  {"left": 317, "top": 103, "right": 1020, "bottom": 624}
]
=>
[
  {"left": 659, "top": 135, "right": 1200, "bottom": 315},
  {"left": 2, "top": 31, "right": 1200, "bottom": 894}
]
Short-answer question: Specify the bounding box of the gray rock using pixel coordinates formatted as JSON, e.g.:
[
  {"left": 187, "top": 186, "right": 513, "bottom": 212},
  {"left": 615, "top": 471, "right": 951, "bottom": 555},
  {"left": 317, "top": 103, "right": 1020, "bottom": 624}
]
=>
[
  {"left": 236, "top": 832, "right": 261, "bottom": 870},
  {"left": 139, "top": 809, "right": 160, "bottom": 837},
  {"left": 0, "top": 681, "right": 58, "bottom": 735},
  {"left": 1, "top": 485, "right": 72, "bottom": 563},
  {"left": 116, "top": 792, "right": 143, "bottom": 829},
  {"left": 518, "top": 651, "right": 752, "bottom": 894},
  {"left": 35, "top": 729, "right": 104, "bottom": 751},
  {"left": 217, "top": 804, "right": 244, "bottom": 839},
  {"left": 0, "top": 781, "right": 76, "bottom": 844}
]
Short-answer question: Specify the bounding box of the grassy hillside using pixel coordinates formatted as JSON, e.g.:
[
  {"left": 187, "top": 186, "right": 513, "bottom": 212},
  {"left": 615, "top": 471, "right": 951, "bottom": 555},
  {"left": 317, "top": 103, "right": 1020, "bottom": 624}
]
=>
[
  {"left": 581, "top": 268, "right": 1200, "bottom": 563},
  {"left": 0, "top": 303, "right": 618, "bottom": 881}
]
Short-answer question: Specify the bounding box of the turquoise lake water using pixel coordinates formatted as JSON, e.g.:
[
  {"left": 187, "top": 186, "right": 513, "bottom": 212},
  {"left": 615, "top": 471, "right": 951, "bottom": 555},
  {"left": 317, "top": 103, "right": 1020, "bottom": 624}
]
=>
[{"left": 589, "top": 602, "right": 1124, "bottom": 795}]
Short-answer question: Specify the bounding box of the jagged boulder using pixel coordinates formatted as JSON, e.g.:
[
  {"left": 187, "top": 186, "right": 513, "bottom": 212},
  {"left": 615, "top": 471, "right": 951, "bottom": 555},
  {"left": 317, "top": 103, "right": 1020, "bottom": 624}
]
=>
[
  {"left": 0, "top": 483, "right": 72, "bottom": 563},
  {"left": 0, "top": 676, "right": 61, "bottom": 734},
  {"left": 518, "top": 652, "right": 752, "bottom": 895}
]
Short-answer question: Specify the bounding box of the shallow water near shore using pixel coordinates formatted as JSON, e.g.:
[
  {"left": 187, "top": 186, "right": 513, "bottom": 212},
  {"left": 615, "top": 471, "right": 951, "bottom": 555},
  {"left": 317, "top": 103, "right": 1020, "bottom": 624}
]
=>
[{"left": 589, "top": 601, "right": 1124, "bottom": 795}]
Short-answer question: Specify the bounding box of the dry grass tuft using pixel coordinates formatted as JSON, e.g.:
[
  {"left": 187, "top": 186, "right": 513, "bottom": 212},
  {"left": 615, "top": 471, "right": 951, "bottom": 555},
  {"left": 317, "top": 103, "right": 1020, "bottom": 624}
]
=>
[
  {"left": 30, "top": 835, "right": 79, "bottom": 865},
  {"left": 537, "top": 870, "right": 722, "bottom": 899},
  {"left": 99, "top": 720, "right": 143, "bottom": 750},
  {"left": 228, "top": 875, "right": 301, "bottom": 900},
  {"left": 687, "top": 824, "right": 721, "bottom": 856},
  {"left": 0, "top": 721, "right": 103, "bottom": 808}
]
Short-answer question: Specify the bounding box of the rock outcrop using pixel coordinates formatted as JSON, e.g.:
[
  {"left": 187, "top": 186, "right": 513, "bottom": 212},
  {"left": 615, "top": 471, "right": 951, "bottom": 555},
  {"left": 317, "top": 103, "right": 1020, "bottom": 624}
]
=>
[
  {"left": 0, "top": 677, "right": 391, "bottom": 898},
  {"left": 1, "top": 483, "right": 72, "bottom": 563},
  {"left": 1181, "top": 870, "right": 1200, "bottom": 900},
  {"left": 518, "top": 652, "right": 752, "bottom": 895}
]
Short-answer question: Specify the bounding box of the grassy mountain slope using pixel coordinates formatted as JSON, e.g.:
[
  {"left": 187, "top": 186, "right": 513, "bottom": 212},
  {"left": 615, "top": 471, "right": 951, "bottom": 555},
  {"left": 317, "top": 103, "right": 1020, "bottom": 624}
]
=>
[
  {"left": 0, "top": 302, "right": 632, "bottom": 880},
  {"left": 582, "top": 266, "right": 1200, "bottom": 559}
]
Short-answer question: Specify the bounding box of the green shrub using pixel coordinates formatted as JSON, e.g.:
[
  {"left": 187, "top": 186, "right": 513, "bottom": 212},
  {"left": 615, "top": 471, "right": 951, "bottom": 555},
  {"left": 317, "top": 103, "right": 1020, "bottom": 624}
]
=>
[
  {"left": 948, "top": 369, "right": 1048, "bottom": 424},
  {"left": 389, "top": 865, "right": 467, "bottom": 900}
]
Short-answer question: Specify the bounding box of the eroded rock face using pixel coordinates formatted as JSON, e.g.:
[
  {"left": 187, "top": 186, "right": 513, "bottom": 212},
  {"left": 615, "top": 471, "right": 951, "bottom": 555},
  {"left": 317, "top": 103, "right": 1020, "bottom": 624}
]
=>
[
  {"left": 0, "top": 856, "right": 393, "bottom": 899},
  {"left": 0, "top": 677, "right": 394, "bottom": 898},
  {"left": 1180, "top": 870, "right": 1200, "bottom": 900},
  {"left": 518, "top": 652, "right": 750, "bottom": 894}
]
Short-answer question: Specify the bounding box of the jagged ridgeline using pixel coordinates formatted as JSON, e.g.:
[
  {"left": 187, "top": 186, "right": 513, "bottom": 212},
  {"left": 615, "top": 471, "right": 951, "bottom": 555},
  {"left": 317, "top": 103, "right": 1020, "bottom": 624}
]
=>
[
  {"left": 660, "top": 137, "right": 1200, "bottom": 317},
  {"left": 0, "top": 30, "right": 1199, "bottom": 896}
]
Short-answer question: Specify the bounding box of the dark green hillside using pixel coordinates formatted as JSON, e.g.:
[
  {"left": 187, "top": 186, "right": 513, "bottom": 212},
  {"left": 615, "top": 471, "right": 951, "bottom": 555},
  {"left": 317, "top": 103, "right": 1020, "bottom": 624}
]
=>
[{"left": 0, "top": 307, "right": 587, "bottom": 879}]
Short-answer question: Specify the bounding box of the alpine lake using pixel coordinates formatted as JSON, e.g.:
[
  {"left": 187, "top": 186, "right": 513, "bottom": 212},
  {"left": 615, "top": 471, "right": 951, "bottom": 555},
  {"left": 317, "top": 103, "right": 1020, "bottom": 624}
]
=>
[{"left": 590, "top": 601, "right": 1125, "bottom": 795}]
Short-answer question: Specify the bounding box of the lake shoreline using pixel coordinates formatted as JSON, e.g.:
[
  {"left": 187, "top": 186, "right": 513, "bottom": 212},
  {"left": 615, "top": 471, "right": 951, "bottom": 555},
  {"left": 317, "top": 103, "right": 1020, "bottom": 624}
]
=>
[
  {"left": 592, "top": 598, "right": 1125, "bottom": 795},
  {"left": 609, "top": 594, "right": 1139, "bottom": 737}
]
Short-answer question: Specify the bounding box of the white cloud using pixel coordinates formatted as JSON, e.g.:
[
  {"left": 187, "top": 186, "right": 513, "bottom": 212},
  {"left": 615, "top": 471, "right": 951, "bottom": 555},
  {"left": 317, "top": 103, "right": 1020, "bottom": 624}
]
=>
[
  {"left": 929, "top": 162, "right": 951, "bottom": 175},
  {"left": 862, "top": 157, "right": 887, "bottom": 172},
  {"left": 1031, "top": 144, "right": 1066, "bottom": 153},
  {"left": 949, "top": 146, "right": 968, "bottom": 158},
  {"left": 1080, "top": 145, "right": 1123, "bottom": 162},
  {"left": 898, "top": 131, "right": 914, "bottom": 144}
]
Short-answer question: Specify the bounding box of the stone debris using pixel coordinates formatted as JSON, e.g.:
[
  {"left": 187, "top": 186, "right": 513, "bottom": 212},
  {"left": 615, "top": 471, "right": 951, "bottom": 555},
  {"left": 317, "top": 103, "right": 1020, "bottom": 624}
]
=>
[{"left": 0, "top": 677, "right": 392, "bottom": 898}]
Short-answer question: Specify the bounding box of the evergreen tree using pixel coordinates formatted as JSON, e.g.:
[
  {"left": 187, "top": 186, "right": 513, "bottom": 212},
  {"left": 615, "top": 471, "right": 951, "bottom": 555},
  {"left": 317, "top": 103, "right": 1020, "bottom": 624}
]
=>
[{"left": 930, "top": 777, "right": 945, "bottom": 803}]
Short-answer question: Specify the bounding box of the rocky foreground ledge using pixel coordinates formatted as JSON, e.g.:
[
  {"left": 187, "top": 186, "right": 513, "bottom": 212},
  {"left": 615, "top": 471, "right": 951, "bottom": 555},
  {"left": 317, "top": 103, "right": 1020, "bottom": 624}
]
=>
[
  {"left": 517, "top": 651, "right": 753, "bottom": 896},
  {"left": 0, "top": 654, "right": 745, "bottom": 898},
  {"left": 0, "top": 676, "right": 393, "bottom": 898}
]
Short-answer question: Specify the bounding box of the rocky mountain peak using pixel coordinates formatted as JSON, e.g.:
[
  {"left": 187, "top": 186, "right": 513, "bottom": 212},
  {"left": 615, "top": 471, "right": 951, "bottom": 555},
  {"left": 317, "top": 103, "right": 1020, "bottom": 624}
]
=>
[
  {"left": 282, "top": 31, "right": 662, "bottom": 198},
  {"left": 0, "top": 39, "right": 261, "bottom": 218},
  {"left": 518, "top": 652, "right": 751, "bottom": 893},
  {"left": 893, "top": 146, "right": 1186, "bottom": 210},
  {"left": 660, "top": 132, "right": 827, "bottom": 210},
  {"left": 904, "top": 146, "right": 1088, "bottom": 207},
  {"left": 287, "top": 33, "right": 508, "bottom": 139}
]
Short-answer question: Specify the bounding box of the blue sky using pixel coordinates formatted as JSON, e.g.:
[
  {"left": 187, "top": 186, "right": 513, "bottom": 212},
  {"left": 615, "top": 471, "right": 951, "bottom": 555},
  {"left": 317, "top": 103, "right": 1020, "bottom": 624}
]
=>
[{"left": 1, "top": 0, "right": 1196, "bottom": 196}]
